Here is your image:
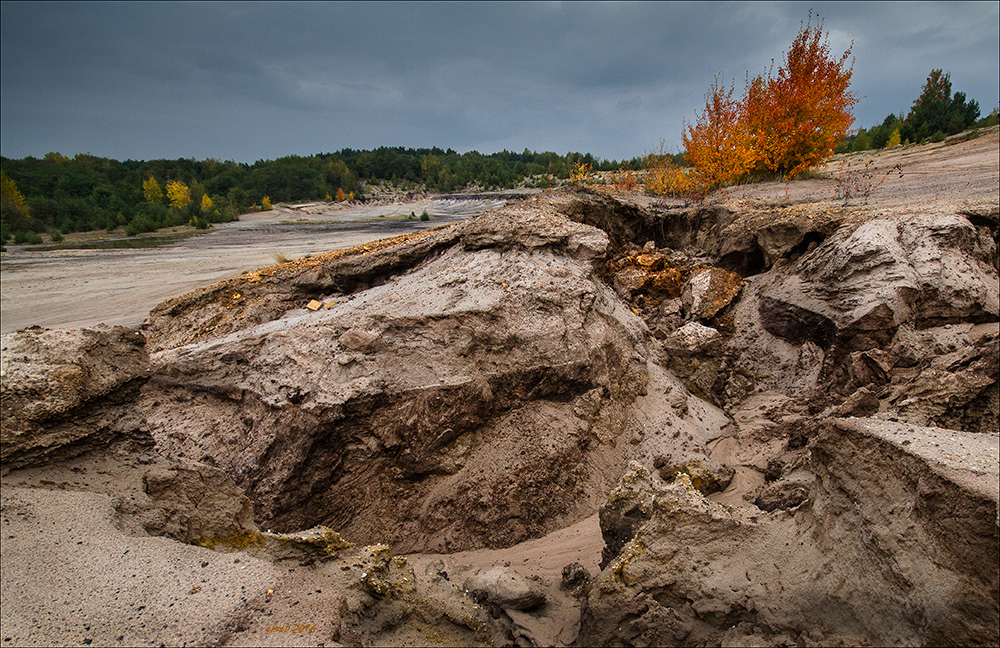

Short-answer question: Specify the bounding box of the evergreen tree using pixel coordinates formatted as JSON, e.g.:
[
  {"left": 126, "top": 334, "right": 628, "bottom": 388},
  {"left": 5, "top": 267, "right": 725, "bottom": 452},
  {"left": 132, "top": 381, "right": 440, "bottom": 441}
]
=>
[{"left": 907, "top": 69, "right": 980, "bottom": 141}]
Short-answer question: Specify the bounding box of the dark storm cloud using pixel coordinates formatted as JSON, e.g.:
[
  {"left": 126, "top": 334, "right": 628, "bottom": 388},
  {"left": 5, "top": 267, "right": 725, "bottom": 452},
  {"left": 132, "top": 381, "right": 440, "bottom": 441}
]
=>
[{"left": 2, "top": 1, "right": 997, "bottom": 162}]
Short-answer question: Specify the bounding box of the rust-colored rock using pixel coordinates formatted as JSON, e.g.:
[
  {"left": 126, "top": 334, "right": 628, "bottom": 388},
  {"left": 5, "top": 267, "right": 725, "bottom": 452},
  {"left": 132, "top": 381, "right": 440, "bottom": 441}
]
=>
[
  {"left": 634, "top": 252, "right": 666, "bottom": 271},
  {"left": 613, "top": 266, "right": 652, "bottom": 296},
  {"left": 648, "top": 267, "right": 683, "bottom": 297},
  {"left": 682, "top": 266, "right": 744, "bottom": 321}
]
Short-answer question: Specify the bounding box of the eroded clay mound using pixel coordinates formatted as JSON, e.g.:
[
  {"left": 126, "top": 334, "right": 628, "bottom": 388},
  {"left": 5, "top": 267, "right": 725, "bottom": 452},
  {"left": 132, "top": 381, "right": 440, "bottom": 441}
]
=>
[
  {"left": 0, "top": 325, "right": 150, "bottom": 470},
  {"left": 138, "top": 206, "right": 657, "bottom": 553},
  {"left": 579, "top": 419, "right": 1000, "bottom": 647}
]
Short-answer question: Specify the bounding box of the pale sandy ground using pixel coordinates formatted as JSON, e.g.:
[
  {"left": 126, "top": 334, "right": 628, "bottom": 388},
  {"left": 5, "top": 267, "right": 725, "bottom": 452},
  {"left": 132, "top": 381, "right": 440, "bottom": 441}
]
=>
[
  {"left": 631, "top": 126, "right": 1000, "bottom": 209},
  {"left": 0, "top": 133, "right": 997, "bottom": 647},
  {"left": 0, "top": 196, "right": 508, "bottom": 334}
]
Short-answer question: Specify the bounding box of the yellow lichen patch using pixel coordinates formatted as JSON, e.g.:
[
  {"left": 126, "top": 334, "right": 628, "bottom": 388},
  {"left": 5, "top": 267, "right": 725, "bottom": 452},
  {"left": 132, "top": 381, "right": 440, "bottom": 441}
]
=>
[
  {"left": 265, "top": 526, "right": 353, "bottom": 557},
  {"left": 621, "top": 462, "right": 651, "bottom": 485},
  {"left": 358, "top": 544, "right": 418, "bottom": 601},
  {"left": 670, "top": 471, "right": 699, "bottom": 497},
  {"left": 609, "top": 538, "right": 648, "bottom": 586}
]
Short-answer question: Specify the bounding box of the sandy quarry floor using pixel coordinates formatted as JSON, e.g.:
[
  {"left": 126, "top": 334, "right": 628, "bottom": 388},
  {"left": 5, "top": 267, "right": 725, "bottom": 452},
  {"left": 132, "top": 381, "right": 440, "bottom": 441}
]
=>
[
  {"left": 1, "top": 131, "right": 997, "bottom": 648},
  {"left": 0, "top": 196, "right": 510, "bottom": 334},
  {"left": 1, "top": 447, "right": 604, "bottom": 647},
  {"left": 2, "top": 131, "right": 997, "bottom": 335}
]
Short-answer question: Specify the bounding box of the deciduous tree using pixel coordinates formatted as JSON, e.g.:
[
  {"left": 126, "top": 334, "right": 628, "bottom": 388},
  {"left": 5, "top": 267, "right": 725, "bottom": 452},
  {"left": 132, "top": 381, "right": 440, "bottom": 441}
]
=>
[
  {"left": 745, "top": 12, "right": 857, "bottom": 178},
  {"left": 1, "top": 174, "right": 32, "bottom": 237},
  {"left": 143, "top": 176, "right": 163, "bottom": 204},
  {"left": 165, "top": 181, "right": 191, "bottom": 209},
  {"left": 682, "top": 76, "right": 756, "bottom": 189}
]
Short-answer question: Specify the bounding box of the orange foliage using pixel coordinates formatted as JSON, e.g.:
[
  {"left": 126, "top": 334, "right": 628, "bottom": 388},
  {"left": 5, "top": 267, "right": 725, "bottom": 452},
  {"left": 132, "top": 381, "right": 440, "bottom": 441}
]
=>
[
  {"left": 681, "top": 12, "right": 857, "bottom": 186},
  {"left": 682, "top": 76, "right": 757, "bottom": 189},
  {"left": 611, "top": 168, "right": 639, "bottom": 191},
  {"left": 744, "top": 12, "right": 857, "bottom": 177},
  {"left": 643, "top": 154, "right": 701, "bottom": 198},
  {"left": 335, "top": 187, "right": 346, "bottom": 201}
]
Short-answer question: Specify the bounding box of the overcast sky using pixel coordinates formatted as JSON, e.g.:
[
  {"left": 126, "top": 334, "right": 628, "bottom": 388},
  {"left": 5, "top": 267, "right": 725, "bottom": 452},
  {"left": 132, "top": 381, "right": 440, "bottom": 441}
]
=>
[{"left": 2, "top": 1, "right": 998, "bottom": 163}]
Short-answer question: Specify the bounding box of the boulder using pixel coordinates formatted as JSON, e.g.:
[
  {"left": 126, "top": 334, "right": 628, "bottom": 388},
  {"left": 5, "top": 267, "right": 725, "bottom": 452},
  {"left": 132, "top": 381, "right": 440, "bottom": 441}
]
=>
[
  {"left": 463, "top": 567, "right": 546, "bottom": 611},
  {"left": 830, "top": 386, "right": 881, "bottom": 418},
  {"left": 681, "top": 267, "right": 743, "bottom": 321},
  {"left": 655, "top": 454, "right": 734, "bottom": 495},
  {"left": 754, "top": 472, "right": 812, "bottom": 511},
  {"left": 662, "top": 322, "right": 722, "bottom": 356},
  {"left": 132, "top": 458, "right": 258, "bottom": 545},
  {"left": 560, "top": 561, "right": 591, "bottom": 592}
]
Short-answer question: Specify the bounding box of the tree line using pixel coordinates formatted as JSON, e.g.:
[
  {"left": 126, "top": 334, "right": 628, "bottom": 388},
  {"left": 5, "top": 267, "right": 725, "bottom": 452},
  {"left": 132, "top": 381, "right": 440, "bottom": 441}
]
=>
[{"left": 1, "top": 147, "right": 643, "bottom": 245}]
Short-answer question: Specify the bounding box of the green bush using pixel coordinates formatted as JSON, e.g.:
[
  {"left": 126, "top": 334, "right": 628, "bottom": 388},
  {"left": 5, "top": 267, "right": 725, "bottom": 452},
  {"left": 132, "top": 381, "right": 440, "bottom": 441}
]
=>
[
  {"left": 420, "top": 210, "right": 430, "bottom": 221},
  {"left": 851, "top": 131, "right": 871, "bottom": 152},
  {"left": 125, "top": 213, "right": 158, "bottom": 236},
  {"left": 974, "top": 108, "right": 999, "bottom": 128},
  {"left": 13, "top": 230, "right": 43, "bottom": 244},
  {"left": 49, "top": 230, "right": 64, "bottom": 242}
]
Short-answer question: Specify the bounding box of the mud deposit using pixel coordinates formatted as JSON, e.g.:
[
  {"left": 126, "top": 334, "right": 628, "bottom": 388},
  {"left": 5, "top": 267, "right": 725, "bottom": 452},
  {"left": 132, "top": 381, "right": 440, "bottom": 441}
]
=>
[{"left": 2, "top": 134, "right": 998, "bottom": 647}]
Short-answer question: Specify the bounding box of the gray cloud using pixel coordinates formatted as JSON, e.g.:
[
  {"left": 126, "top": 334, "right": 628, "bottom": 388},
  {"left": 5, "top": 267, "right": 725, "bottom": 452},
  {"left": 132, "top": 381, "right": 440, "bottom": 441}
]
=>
[{"left": 2, "top": 1, "right": 997, "bottom": 162}]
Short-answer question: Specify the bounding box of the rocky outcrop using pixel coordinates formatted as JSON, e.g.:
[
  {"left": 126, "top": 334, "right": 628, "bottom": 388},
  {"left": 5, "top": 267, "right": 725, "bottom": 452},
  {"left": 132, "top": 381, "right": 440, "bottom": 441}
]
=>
[
  {"left": 0, "top": 325, "right": 150, "bottom": 470},
  {"left": 723, "top": 208, "right": 999, "bottom": 422}
]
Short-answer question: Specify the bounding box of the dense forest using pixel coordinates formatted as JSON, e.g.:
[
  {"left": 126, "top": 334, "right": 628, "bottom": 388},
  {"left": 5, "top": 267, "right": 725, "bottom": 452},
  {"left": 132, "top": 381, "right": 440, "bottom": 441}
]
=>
[{"left": 0, "top": 147, "right": 643, "bottom": 245}]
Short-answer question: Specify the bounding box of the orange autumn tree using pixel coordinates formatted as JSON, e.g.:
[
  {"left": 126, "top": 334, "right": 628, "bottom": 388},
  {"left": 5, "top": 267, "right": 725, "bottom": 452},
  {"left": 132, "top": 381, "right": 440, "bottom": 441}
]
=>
[
  {"left": 745, "top": 13, "right": 857, "bottom": 178},
  {"left": 682, "top": 76, "right": 757, "bottom": 190},
  {"left": 680, "top": 13, "right": 857, "bottom": 190}
]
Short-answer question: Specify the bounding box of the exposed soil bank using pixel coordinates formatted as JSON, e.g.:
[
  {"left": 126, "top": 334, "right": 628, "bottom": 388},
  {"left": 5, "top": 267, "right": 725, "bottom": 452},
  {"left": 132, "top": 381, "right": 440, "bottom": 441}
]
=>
[{"left": 2, "top": 134, "right": 998, "bottom": 647}]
